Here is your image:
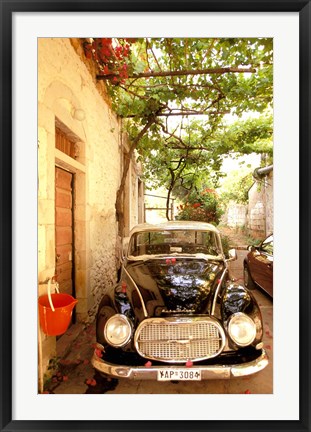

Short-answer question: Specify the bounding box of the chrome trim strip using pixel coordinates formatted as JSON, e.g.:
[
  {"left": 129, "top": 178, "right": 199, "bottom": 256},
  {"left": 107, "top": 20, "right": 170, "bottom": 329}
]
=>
[
  {"left": 123, "top": 267, "right": 148, "bottom": 318},
  {"left": 91, "top": 348, "right": 269, "bottom": 380},
  {"left": 211, "top": 268, "right": 227, "bottom": 316}
]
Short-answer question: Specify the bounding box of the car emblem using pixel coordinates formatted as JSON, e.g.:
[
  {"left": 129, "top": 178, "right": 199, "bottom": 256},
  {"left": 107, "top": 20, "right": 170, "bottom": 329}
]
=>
[{"left": 168, "top": 336, "right": 193, "bottom": 345}]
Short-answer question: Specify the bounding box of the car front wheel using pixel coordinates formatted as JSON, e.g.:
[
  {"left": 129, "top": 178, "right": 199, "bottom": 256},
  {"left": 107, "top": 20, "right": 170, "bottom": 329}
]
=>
[{"left": 244, "top": 263, "right": 256, "bottom": 290}]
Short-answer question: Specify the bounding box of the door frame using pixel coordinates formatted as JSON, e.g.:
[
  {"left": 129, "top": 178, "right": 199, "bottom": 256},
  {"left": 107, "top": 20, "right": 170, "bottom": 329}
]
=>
[
  {"left": 54, "top": 144, "right": 88, "bottom": 323},
  {"left": 55, "top": 166, "right": 76, "bottom": 300}
]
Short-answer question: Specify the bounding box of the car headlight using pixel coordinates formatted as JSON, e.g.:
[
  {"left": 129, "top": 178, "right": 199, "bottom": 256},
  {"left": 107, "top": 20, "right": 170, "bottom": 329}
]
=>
[
  {"left": 104, "top": 314, "right": 132, "bottom": 347},
  {"left": 228, "top": 313, "right": 256, "bottom": 347}
]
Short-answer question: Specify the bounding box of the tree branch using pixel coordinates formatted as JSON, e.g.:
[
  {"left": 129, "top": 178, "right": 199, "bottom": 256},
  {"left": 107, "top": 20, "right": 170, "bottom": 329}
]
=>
[
  {"left": 146, "top": 39, "right": 162, "bottom": 72},
  {"left": 123, "top": 109, "right": 229, "bottom": 118},
  {"left": 97, "top": 66, "right": 256, "bottom": 80},
  {"left": 115, "top": 117, "right": 155, "bottom": 236}
]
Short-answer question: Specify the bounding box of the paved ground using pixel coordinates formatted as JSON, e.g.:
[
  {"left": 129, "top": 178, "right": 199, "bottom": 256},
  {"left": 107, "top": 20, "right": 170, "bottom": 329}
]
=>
[{"left": 43, "top": 245, "right": 273, "bottom": 395}]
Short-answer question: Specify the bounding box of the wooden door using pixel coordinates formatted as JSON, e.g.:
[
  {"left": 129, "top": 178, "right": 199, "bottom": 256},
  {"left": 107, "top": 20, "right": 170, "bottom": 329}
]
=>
[{"left": 55, "top": 167, "right": 74, "bottom": 297}]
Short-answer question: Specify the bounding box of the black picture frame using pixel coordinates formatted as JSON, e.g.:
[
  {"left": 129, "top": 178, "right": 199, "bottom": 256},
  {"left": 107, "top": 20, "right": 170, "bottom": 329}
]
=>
[{"left": 1, "top": 1, "right": 310, "bottom": 431}]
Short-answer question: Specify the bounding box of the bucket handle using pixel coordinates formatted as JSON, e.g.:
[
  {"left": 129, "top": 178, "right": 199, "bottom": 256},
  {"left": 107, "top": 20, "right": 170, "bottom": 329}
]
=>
[{"left": 47, "top": 278, "right": 59, "bottom": 312}]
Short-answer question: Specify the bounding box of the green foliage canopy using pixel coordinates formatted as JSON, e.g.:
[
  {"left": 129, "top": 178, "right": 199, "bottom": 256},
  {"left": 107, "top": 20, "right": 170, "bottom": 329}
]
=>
[{"left": 85, "top": 37, "right": 273, "bottom": 227}]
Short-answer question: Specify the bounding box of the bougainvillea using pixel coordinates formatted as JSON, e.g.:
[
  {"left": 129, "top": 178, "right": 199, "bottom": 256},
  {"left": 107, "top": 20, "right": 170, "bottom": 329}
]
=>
[
  {"left": 83, "top": 38, "right": 134, "bottom": 84},
  {"left": 176, "top": 188, "right": 223, "bottom": 225}
]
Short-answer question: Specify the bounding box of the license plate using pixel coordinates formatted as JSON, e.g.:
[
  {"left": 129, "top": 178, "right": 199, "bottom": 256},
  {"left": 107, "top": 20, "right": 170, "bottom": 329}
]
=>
[{"left": 157, "top": 369, "right": 201, "bottom": 381}]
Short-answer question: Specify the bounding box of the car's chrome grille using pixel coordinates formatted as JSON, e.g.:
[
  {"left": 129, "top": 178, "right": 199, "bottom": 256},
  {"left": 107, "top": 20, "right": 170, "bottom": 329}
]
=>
[{"left": 135, "top": 317, "right": 225, "bottom": 363}]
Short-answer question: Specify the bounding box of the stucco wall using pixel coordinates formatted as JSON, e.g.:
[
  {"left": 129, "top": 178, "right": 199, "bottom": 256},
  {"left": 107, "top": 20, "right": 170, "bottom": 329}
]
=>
[
  {"left": 38, "top": 36, "right": 121, "bottom": 315},
  {"left": 37, "top": 38, "right": 141, "bottom": 387}
]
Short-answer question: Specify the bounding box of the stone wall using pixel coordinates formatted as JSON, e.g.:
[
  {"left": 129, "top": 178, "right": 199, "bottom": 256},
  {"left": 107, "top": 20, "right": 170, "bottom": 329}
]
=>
[
  {"left": 38, "top": 38, "right": 141, "bottom": 388},
  {"left": 247, "top": 170, "right": 273, "bottom": 238},
  {"left": 222, "top": 202, "right": 247, "bottom": 228}
]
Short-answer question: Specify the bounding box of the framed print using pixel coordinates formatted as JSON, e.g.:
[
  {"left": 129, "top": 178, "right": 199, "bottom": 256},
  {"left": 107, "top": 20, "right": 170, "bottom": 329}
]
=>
[{"left": 1, "top": 0, "right": 310, "bottom": 431}]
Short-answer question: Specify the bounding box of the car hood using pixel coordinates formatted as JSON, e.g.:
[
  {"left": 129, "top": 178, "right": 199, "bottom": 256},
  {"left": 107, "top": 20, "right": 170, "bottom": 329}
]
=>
[{"left": 125, "top": 258, "right": 224, "bottom": 315}]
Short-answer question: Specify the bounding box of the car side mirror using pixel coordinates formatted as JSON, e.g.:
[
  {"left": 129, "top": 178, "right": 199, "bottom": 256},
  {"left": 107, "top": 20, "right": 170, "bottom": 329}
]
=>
[{"left": 227, "top": 248, "right": 237, "bottom": 262}]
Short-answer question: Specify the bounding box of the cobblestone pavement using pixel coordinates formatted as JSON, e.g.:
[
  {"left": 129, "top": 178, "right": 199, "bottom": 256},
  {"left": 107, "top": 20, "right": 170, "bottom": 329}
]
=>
[{"left": 43, "top": 242, "right": 273, "bottom": 395}]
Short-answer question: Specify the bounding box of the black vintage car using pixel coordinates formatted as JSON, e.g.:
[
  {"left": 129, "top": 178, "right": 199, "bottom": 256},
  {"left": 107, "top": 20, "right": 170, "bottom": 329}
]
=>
[{"left": 91, "top": 221, "right": 268, "bottom": 381}]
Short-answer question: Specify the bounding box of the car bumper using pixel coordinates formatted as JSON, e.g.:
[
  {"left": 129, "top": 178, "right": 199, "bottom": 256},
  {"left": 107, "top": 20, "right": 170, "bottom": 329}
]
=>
[{"left": 91, "top": 344, "right": 269, "bottom": 380}]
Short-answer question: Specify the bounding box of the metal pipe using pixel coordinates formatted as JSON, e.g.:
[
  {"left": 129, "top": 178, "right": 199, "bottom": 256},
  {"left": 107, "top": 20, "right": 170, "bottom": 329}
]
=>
[{"left": 253, "top": 165, "right": 273, "bottom": 180}]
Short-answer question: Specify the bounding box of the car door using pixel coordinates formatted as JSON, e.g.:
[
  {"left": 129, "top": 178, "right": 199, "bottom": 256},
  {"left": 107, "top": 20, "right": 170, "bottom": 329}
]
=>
[{"left": 248, "top": 235, "right": 273, "bottom": 297}]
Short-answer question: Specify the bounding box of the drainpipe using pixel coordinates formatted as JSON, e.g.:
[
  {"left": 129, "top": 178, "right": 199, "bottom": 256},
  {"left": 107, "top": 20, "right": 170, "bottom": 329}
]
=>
[{"left": 252, "top": 164, "right": 273, "bottom": 181}]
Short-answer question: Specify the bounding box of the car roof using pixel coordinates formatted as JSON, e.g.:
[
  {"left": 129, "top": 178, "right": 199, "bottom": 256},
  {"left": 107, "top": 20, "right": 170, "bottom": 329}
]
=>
[{"left": 129, "top": 220, "right": 220, "bottom": 236}]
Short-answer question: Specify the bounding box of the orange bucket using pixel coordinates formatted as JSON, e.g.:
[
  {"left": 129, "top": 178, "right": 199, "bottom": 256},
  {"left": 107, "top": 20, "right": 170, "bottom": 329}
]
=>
[{"left": 38, "top": 285, "right": 78, "bottom": 336}]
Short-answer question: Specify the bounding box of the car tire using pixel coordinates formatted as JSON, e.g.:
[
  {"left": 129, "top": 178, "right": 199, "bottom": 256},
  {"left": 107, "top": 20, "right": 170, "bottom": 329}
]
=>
[{"left": 243, "top": 263, "right": 256, "bottom": 290}]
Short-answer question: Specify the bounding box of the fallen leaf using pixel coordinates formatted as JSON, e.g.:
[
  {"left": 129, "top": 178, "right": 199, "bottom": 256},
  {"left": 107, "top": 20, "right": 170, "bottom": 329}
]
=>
[{"left": 95, "top": 348, "right": 103, "bottom": 358}]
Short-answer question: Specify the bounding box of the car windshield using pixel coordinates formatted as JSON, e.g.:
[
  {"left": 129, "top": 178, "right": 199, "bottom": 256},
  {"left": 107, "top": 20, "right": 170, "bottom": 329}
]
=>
[{"left": 128, "top": 229, "right": 222, "bottom": 259}]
